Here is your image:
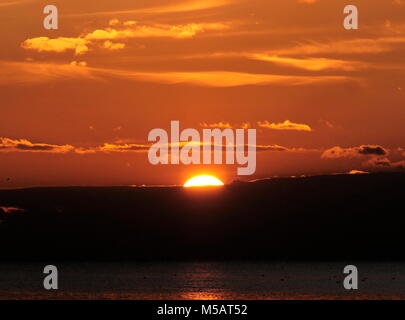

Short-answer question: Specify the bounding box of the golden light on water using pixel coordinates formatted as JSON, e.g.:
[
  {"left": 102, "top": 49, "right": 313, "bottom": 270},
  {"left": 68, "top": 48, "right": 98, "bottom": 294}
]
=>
[{"left": 184, "top": 175, "right": 224, "bottom": 188}]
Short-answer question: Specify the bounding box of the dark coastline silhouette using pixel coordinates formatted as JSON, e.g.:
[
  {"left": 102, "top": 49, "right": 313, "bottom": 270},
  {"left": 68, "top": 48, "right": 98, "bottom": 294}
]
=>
[{"left": 0, "top": 172, "right": 404, "bottom": 261}]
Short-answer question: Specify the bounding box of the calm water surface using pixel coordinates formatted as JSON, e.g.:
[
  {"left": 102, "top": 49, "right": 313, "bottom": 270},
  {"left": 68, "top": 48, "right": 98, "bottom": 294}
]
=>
[{"left": 0, "top": 262, "right": 404, "bottom": 299}]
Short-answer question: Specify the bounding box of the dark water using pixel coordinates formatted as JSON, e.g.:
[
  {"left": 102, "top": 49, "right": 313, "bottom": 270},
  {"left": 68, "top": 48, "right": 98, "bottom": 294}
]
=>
[{"left": 0, "top": 262, "right": 404, "bottom": 300}]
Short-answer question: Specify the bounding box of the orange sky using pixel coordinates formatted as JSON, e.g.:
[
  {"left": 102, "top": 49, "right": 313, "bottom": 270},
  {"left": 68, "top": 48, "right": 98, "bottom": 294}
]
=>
[{"left": 1, "top": 0, "right": 405, "bottom": 188}]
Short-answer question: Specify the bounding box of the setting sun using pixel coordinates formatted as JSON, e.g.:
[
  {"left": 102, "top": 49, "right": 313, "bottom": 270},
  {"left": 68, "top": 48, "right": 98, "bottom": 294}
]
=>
[{"left": 184, "top": 175, "right": 224, "bottom": 188}]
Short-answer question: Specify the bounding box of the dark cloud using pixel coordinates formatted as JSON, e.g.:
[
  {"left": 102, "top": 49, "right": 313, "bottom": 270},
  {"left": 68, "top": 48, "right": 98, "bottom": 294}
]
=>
[
  {"left": 358, "top": 145, "right": 387, "bottom": 156},
  {"left": 322, "top": 145, "right": 388, "bottom": 159},
  {"left": 16, "top": 144, "right": 55, "bottom": 151},
  {"left": 363, "top": 157, "right": 405, "bottom": 171}
]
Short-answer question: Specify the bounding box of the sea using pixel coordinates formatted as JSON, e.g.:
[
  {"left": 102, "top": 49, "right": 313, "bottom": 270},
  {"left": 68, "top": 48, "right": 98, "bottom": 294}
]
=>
[{"left": 0, "top": 261, "right": 404, "bottom": 300}]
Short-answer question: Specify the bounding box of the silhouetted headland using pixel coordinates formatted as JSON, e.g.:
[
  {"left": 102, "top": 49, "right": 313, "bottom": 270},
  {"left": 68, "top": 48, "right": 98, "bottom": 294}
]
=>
[{"left": 0, "top": 172, "right": 404, "bottom": 261}]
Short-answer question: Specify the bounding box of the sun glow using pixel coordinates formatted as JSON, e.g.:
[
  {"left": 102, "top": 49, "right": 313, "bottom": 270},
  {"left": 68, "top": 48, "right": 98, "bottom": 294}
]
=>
[{"left": 184, "top": 175, "right": 224, "bottom": 187}]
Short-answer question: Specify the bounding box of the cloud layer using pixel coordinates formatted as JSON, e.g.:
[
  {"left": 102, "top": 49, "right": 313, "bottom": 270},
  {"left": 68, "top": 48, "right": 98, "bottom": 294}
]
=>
[
  {"left": 0, "top": 137, "right": 317, "bottom": 155},
  {"left": 0, "top": 138, "right": 74, "bottom": 153},
  {"left": 1, "top": 61, "right": 356, "bottom": 87},
  {"left": 21, "top": 21, "right": 229, "bottom": 56},
  {"left": 322, "top": 145, "right": 388, "bottom": 159}
]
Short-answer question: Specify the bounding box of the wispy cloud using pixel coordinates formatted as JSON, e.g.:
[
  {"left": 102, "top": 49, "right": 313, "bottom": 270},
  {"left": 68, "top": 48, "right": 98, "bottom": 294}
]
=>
[
  {"left": 99, "top": 141, "right": 313, "bottom": 155},
  {"left": 0, "top": 61, "right": 95, "bottom": 85},
  {"left": 272, "top": 37, "right": 405, "bottom": 56},
  {"left": 257, "top": 120, "right": 312, "bottom": 132},
  {"left": 66, "top": 0, "right": 233, "bottom": 17},
  {"left": 98, "top": 143, "right": 150, "bottom": 152},
  {"left": 0, "top": 138, "right": 74, "bottom": 153},
  {"left": 298, "top": 0, "right": 317, "bottom": 3},
  {"left": 200, "top": 122, "right": 233, "bottom": 128},
  {"left": 0, "top": 136, "right": 322, "bottom": 156},
  {"left": 1, "top": 60, "right": 359, "bottom": 87},
  {"left": 84, "top": 22, "right": 229, "bottom": 41},
  {"left": 0, "top": 137, "right": 150, "bottom": 154},
  {"left": 0, "top": 0, "right": 31, "bottom": 8},
  {"left": 251, "top": 54, "right": 366, "bottom": 71},
  {"left": 21, "top": 21, "right": 229, "bottom": 55},
  {"left": 96, "top": 69, "right": 356, "bottom": 87}
]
